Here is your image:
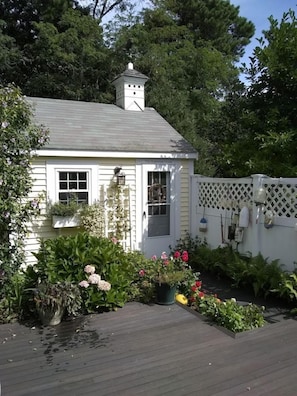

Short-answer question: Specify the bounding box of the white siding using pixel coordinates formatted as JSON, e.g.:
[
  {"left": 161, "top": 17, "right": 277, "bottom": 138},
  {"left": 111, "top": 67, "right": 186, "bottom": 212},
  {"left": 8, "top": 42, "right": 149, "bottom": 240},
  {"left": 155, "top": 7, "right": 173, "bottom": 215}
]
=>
[{"left": 25, "top": 157, "right": 137, "bottom": 266}]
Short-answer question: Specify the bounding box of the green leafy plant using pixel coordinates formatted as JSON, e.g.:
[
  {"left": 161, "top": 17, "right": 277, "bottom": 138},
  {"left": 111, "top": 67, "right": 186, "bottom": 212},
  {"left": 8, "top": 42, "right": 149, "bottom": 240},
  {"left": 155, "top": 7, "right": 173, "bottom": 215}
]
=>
[
  {"left": 80, "top": 200, "right": 106, "bottom": 237},
  {"left": 0, "top": 85, "right": 49, "bottom": 301},
  {"left": 47, "top": 198, "right": 83, "bottom": 217},
  {"left": 32, "top": 281, "right": 82, "bottom": 318},
  {"left": 26, "top": 232, "right": 133, "bottom": 313},
  {"left": 197, "top": 295, "right": 265, "bottom": 333}
]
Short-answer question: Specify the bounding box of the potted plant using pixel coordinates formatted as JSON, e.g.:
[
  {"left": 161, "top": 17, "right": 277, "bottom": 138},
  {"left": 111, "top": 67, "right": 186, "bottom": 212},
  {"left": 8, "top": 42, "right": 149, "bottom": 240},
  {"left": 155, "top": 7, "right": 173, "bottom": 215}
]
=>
[
  {"left": 153, "top": 251, "right": 190, "bottom": 305},
  {"left": 32, "top": 281, "right": 82, "bottom": 325},
  {"left": 48, "top": 199, "right": 83, "bottom": 228}
]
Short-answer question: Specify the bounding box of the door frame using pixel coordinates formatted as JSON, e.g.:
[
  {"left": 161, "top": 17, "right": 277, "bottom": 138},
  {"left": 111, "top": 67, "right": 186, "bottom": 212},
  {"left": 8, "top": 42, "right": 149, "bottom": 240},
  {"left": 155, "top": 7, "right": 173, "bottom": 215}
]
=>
[{"left": 135, "top": 160, "right": 181, "bottom": 257}]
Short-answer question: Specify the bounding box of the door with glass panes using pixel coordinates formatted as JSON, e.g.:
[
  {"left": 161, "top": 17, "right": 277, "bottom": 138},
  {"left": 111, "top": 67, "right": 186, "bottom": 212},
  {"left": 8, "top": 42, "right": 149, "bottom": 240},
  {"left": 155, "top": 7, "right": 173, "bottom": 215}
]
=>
[{"left": 141, "top": 164, "right": 177, "bottom": 257}]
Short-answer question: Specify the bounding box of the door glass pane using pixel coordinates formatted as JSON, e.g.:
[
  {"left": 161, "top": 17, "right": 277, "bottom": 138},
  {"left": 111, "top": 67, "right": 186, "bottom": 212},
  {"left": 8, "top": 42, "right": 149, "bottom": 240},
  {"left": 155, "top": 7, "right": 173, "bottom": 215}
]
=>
[{"left": 147, "top": 171, "right": 170, "bottom": 237}]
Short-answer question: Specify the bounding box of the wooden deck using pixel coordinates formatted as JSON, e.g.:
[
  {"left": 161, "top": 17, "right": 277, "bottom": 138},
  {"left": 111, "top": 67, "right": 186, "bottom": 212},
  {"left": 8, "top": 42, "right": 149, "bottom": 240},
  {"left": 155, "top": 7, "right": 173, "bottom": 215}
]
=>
[{"left": 1, "top": 302, "right": 297, "bottom": 396}]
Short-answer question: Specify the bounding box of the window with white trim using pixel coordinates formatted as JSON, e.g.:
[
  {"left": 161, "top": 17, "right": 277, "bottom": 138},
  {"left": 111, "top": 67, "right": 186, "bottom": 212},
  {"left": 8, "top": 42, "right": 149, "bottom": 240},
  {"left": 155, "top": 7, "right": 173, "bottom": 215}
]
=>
[
  {"left": 46, "top": 161, "right": 98, "bottom": 205},
  {"left": 58, "top": 171, "right": 89, "bottom": 204}
]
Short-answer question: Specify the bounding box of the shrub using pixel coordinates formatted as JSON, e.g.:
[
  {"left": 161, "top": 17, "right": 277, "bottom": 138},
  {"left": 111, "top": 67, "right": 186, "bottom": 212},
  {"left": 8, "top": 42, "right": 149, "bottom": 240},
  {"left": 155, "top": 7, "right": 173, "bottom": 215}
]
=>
[{"left": 24, "top": 232, "right": 133, "bottom": 314}]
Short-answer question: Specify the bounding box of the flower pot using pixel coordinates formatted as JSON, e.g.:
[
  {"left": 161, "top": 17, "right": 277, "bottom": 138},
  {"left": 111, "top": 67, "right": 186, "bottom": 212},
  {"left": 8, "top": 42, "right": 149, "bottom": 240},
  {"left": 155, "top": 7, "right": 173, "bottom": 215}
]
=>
[
  {"left": 155, "top": 283, "right": 177, "bottom": 305},
  {"left": 37, "top": 305, "right": 65, "bottom": 326}
]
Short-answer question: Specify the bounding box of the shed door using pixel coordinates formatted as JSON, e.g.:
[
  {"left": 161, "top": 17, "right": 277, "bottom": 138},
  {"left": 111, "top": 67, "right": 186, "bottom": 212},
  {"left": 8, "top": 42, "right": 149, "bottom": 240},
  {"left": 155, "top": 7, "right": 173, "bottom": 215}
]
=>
[{"left": 141, "top": 163, "right": 178, "bottom": 257}]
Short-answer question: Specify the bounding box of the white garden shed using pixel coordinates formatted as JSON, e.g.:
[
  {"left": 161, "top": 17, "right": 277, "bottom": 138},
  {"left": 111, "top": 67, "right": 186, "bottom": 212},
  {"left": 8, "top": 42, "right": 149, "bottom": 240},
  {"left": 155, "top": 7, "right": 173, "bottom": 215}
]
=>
[{"left": 25, "top": 63, "right": 197, "bottom": 265}]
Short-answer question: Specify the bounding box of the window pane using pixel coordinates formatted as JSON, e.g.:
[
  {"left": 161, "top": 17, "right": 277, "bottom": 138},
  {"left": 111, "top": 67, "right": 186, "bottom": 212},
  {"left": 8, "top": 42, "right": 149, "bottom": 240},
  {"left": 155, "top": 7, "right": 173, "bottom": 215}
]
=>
[
  {"left": 79, "top": 172, "right": 87, "bottom": 180},
  {"left": 79, "top": 182, "right": 87, "bottom": 189},
  {"left": 59, "top": 172, "right": 67, "bottom": 180},
  {"left": 69, "top": 182, "right": 77, "bottom": 189},
  {"left": 59, "top": 182, "right": 67, "bottom": 190},
  {"left": 77, "top": 192, "right": 88, "bottom": 203},
  {"left": 69, "top": 172, "right": 77, "bottom": 180}
]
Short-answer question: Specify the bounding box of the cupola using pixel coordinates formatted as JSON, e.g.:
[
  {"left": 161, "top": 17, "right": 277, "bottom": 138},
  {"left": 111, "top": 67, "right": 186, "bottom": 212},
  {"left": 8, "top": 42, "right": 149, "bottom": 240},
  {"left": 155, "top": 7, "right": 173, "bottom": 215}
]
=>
[{"left": 112, "top": 63, "right": 149, "bottom": 111}]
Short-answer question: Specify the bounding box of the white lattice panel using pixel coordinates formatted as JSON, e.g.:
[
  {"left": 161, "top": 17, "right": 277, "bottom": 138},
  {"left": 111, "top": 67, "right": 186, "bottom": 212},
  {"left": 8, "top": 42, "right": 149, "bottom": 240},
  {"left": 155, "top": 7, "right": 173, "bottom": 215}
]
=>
[
  {"left": 198, "top": 181, "right": 253, "bottom": 211},
  {"left": 265, "top": 182, "right": 297, "bottom": 218}
]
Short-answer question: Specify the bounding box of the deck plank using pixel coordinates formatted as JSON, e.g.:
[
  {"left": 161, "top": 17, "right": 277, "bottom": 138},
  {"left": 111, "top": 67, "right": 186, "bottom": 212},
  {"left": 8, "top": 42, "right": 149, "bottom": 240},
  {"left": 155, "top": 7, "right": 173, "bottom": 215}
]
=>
[{"left": 1, "top": 302, "right": 297, "bottom": 396}]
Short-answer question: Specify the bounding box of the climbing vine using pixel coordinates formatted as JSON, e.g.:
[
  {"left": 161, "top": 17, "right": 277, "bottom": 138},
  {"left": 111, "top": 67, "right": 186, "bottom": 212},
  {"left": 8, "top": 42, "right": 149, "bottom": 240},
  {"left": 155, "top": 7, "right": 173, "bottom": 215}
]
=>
[{"left": 0, "top": 85, "right": 49, "bottom": 296}]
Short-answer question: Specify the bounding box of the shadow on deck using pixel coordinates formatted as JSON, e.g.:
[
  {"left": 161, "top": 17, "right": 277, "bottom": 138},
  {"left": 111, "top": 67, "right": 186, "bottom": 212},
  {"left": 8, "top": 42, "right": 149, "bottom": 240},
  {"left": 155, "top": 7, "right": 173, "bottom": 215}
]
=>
[{"left": 1, "top": 302, "right": 297, "bottom": 396}]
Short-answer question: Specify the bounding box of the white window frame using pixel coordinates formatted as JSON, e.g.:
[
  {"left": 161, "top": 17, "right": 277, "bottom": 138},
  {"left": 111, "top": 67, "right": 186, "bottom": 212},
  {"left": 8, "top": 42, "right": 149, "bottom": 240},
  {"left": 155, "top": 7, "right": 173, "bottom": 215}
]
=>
[{"left": 46, "top": 160, "right": 98, "bottom": 204}]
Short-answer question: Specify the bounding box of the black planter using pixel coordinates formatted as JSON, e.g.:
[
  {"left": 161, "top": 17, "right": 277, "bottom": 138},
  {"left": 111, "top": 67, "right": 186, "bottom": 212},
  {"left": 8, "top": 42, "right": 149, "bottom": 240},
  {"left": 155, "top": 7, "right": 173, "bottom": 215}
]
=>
[{"left": 155, "top": 283, "right": 177, "bottom": 305}]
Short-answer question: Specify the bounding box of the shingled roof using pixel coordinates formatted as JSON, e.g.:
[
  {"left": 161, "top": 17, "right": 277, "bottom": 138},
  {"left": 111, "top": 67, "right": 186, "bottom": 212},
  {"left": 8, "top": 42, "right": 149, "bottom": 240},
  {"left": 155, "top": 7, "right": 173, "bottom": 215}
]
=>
[{"left": 27, "top": 97, "right": 197, "bottom": 156}]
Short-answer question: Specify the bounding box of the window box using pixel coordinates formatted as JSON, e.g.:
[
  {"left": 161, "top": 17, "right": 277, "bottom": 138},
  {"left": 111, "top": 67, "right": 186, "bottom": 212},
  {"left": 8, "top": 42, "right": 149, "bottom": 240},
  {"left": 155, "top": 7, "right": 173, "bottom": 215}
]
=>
[{"left": 52, "top": 215, "right": 80, "bottom": 229}]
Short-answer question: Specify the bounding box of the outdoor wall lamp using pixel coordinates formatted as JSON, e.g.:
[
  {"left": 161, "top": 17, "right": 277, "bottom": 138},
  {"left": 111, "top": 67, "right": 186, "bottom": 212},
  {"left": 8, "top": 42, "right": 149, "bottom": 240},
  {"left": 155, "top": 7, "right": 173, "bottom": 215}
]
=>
[{"left": 114, "top": 167, "right": 126, "bottom": 186}]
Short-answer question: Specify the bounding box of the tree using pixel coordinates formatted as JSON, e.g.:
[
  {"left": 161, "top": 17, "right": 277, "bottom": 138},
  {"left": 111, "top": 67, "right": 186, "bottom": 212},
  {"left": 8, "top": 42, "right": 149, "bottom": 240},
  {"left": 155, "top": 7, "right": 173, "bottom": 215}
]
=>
[
  {"left": 214, "top": 9, "right": 297, "bottom": 177},
  {"left": 88, "top": 0, "right": 138, "bottom": 21},
  {"left": 23, "top": 9, "right": 112, "bottom": 101},
  {"left": 109, "top": 1, "right": 254, "bottom": 174},
  {"left": 0, "top": 85, "right": 49, "bottom": 297}
]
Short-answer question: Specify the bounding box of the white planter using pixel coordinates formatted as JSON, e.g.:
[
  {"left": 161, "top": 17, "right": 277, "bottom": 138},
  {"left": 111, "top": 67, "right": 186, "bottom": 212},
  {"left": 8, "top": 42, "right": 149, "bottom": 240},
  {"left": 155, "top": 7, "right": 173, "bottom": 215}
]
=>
[{"left": 52, "top": 215, "right": 80, "bottom": 228}]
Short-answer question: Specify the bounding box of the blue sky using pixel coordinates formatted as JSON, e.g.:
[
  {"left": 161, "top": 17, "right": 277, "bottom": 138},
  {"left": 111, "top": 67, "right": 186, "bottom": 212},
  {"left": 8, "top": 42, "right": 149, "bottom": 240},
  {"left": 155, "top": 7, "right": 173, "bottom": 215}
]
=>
[{"left": 230, "top": 0, "right": 297, "bottom": 65}]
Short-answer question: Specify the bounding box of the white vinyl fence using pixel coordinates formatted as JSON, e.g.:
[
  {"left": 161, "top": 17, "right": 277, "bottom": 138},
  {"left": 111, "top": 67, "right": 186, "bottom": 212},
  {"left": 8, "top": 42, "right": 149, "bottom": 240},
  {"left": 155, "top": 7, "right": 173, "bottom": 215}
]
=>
[{"left": 190, "top": 174, "right": 297, "bottom": 272}]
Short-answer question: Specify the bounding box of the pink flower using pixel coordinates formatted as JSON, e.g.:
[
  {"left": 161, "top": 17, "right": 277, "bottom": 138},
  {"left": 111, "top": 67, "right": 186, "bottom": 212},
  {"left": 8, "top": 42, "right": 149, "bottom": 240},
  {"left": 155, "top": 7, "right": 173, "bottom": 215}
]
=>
[
  {"left": 84, "top": 265, "right": 96, "bottom": 274},
  {"left": 181, "top": 251, "right": 189, "bottom": 262},
  {"left": 173, "top": 251, "right": 181, "bottom": 259},
  {"left": 163, "top": 260, "right": 169, "bottom": 266},
  {"left": 139, "top": 269, "right": 146, "bottom": 277},
  {"left": 97, "top": 280, "right": 111, "bottom": 291},
  {"left": 79, "top": 280, "right": 89, "bottom": 288},
  {"left": 111, "top": 236, "right": 118, "bottom": 244},
  {"left": 88, "top": 273, "right": 101, "bottom": 284},
  {"left": 161, "top": 252, "right": 168, "bottom": 260},
  {"left": 151, "top": 255, "right": 157, "bottom": 261}
]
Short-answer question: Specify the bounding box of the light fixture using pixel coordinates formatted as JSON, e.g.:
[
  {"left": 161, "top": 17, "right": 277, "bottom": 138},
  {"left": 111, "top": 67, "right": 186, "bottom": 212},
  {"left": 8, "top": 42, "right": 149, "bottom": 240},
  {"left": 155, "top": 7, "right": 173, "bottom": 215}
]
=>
[{"left": 114, "top": 167, "right": 126, "bottom": 186}]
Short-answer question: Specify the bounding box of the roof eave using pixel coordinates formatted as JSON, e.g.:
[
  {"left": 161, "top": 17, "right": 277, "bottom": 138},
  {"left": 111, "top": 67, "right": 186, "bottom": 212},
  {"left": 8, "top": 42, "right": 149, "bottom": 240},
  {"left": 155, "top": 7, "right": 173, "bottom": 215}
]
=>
[{"left": 34, "top": 149, "right": 198, "bottom": 160}]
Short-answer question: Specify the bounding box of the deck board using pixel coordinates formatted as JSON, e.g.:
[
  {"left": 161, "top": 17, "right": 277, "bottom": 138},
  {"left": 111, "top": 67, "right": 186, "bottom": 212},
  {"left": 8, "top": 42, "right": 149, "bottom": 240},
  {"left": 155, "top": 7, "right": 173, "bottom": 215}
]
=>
[{"left": 1, "top": 302, "right": 297, "bottom": 395}]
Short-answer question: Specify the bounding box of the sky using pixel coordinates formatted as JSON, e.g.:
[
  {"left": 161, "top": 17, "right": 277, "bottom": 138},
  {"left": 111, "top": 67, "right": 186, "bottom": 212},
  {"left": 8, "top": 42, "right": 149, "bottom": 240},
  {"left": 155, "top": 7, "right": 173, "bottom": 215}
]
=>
[{"left": 230, "top": 0, "right": 297, "bottom": 66}]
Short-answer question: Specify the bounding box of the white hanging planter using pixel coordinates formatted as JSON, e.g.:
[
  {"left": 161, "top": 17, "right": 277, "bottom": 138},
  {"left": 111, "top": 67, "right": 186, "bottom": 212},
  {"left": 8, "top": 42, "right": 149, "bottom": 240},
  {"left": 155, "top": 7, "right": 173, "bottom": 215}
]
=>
[{"left": 52, "top": 215, "right": 80, "bottom": 229}]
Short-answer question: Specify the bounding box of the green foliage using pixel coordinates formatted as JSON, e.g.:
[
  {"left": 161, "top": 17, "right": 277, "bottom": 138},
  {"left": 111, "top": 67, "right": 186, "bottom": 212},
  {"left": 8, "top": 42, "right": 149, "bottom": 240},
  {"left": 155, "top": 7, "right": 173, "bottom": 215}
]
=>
[
  {"left": 272, "top": 273, "right": 297, "bottom": 303},
  {"left": 80, "top": 201, "right": 106, "bottom": 238},
  {"left": 128, "top": 249, "right": 198, "bottom": 303},
  {"left": 32, "top": 281, "right": 82, "bottom": 317},
  {"left": 179, "top": 237, "right": 286, "bottom": 300},
  {"left": 26, "top": 232, "right": 133, "bottom": 313},
  {"left": 196, "top": 295, "right": 265, "bottom": 333},
  {"left": 215, "top": 9, "right": 297, "bottom": 177},
  {"left": 48, "top": 200, "right": 82, "bottom": 217},
  {"left": 0, "top": 85, "right": 48, "bottom": 299},
  {"left": 0, "top": 272, "right": 26, "bottom": 323}
]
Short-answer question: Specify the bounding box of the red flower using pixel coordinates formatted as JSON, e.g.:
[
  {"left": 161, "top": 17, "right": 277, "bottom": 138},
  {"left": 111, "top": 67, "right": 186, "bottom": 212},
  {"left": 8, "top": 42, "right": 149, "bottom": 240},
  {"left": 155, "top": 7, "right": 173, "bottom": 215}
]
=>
[
  {"left": 181, "top": 251, "right": 189, "bottom": 262},
  {"left": 198, "top": 291, "right": 205, "bottom": 298},
  {"left": 173, "top": 251, "right": 181, "bottom": 259},
  {"left": 191, "top": 285, "right": 197, "bottom": 292},
  {"left": 195, "top": 280, "right": 202, "bottom": 288}
]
